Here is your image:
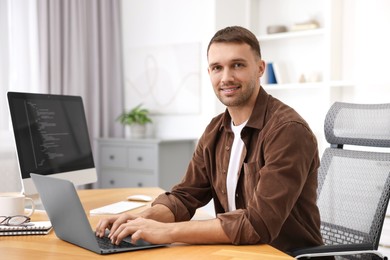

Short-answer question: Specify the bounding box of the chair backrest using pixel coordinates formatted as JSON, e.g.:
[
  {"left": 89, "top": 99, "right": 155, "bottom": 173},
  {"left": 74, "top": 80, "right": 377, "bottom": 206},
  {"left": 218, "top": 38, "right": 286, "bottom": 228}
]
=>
[{"left": 317, "top": 102, "right": 390, "bottom": 253}]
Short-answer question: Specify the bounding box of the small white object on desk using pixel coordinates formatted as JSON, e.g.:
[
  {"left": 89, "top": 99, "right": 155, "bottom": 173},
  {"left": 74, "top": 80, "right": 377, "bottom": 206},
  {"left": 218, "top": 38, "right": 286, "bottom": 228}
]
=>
[
  {"left": 0, "top": 221, "right": 52, "bottom": 236},
  {"left": 127, "top": 194, "right": 153, "bottom": 202},
  {"left": 89, "top": 201, "right": 145, "bottom": 215}
]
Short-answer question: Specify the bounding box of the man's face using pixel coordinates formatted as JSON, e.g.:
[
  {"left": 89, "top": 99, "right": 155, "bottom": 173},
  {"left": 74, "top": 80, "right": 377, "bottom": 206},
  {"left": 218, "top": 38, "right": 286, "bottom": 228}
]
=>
[{"left": 207, "top": 42, "right": 264, "bottom": 108}]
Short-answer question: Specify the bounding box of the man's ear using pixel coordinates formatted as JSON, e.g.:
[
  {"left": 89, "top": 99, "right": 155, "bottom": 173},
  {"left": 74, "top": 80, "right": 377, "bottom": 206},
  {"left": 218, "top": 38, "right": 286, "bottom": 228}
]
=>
[{"left": 258, "top": 59, "right": 265, "bottom": 77}]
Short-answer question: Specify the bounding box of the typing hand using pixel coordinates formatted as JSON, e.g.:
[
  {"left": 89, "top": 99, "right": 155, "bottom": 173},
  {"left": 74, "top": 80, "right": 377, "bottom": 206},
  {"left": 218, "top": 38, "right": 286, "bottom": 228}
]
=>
[
  {"left": 109, "top": 217, "right": 173, "bottom": 245},
  {"left": 95, "top": 212, "right": 136, "bottom": 238}
]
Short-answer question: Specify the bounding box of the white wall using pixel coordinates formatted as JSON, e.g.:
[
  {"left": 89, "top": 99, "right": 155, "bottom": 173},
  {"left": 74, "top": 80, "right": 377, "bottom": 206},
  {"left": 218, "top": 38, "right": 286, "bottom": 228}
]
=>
[
  {"left": 121, "top": 0, "right": 219, "bottom": 139},
  {"left": 120, "top": 0, "right": 390, "bottom": 140},
  {"left": 342, "top": 0, "right": 390, "bottom": 103}
]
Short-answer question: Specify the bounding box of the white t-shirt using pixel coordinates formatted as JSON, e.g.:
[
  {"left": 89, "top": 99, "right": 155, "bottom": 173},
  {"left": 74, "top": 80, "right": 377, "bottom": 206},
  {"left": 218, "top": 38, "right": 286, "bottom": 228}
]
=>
[{"left": 226, "top": 119, "right": 247, "bottom": 212}]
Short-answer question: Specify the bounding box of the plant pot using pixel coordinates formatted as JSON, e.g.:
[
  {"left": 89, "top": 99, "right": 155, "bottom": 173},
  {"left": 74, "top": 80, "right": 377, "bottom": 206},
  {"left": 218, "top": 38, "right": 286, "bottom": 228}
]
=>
[{"left": 129, "top": 124, "right": 146, "bottom": 138}]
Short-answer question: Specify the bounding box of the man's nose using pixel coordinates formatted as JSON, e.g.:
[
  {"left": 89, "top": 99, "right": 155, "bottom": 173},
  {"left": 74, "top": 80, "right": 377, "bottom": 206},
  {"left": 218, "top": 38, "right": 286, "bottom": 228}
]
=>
[{"left": 221, "top": 68, "right": 234, "bottom": 84}]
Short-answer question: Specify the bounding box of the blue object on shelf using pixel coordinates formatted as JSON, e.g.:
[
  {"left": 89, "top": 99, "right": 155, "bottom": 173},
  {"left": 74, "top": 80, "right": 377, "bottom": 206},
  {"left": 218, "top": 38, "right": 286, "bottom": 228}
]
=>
[{"left": 266, "top": 63, "right": 277, "bottom": 84}]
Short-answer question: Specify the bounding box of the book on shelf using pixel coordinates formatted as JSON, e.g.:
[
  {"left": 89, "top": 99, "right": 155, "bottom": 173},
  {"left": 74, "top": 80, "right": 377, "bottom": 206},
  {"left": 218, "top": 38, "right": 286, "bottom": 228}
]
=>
[
  {"left": 272, "top": 62, "right": 288, "bottom": 84},
  {"left": 0, "top": 221, "right": 52, "bottom": 236},
  {"left": 265, "top": 62, "right": 289, "bottom": 85},
  {"left": 290, "top": 20, "right": 320, "bottom": 31},
  {"left": 266, "top": 62, "right": 277, "bottom": 84}
]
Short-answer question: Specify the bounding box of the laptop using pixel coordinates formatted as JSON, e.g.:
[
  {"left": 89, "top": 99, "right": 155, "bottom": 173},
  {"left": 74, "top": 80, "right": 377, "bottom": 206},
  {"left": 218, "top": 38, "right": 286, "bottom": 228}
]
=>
[{"left": 31, "top": 173, "right": 166, "bottom": 254}]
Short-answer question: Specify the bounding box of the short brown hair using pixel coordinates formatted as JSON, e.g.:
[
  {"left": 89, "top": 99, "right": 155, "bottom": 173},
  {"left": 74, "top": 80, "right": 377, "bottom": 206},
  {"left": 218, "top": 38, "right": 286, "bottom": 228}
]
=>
[{"left": 207, "top": 26, "right": 261, "bottom": 59}]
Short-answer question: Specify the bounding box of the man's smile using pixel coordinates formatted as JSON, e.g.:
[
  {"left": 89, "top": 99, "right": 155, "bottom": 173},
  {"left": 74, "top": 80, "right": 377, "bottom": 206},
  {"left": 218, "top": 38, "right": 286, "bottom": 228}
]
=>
[{"left": 220, "top": 85, "right": 241, "bottom": 94}]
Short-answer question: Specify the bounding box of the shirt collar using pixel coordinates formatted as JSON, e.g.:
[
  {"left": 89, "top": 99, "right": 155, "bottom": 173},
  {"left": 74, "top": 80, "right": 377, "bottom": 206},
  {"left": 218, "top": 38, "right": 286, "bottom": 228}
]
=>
[{"left": 219, "top": 86, "right": 269, "bottom": 132}]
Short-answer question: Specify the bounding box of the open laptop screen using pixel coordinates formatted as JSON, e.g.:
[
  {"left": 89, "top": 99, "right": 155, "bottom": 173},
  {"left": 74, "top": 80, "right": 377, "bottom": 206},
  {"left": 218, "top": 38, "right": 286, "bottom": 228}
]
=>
[{"left": 7, "top": 92, "right": 95, "bottom": 179}]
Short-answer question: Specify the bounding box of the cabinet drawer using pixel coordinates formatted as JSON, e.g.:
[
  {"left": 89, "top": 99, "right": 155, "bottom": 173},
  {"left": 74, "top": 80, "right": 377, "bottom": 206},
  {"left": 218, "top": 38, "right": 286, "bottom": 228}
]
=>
[
  {"left": 128, "top": 147, "right": 156, "bottom": 170},
  {"left": 100, "top": 146, "right": 127, "bottom": 168},
  {"left": 100, "top": 170, "right": 157, "bottom": 188}
]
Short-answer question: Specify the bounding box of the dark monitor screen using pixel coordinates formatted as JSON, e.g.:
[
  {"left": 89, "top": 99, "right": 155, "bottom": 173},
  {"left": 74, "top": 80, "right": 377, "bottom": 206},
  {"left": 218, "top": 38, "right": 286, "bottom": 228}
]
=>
[{"left": 7, "top": 92, "right": 96, "bottom": 194}]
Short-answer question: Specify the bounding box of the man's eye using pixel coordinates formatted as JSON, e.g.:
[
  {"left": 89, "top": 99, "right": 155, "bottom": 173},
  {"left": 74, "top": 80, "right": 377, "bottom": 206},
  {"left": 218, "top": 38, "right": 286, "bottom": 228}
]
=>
[
  {"left": 234, "top": 63, "right": 244, "bottom": 69},
  {"left": 212, "top": 66, "right": 221, "bottom": 72}
]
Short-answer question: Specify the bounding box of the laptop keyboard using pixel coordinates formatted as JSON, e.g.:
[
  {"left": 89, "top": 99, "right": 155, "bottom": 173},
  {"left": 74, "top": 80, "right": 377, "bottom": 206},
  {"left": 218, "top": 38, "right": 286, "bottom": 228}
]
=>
[{"left": 96, "top": 236, "right": 136, "bottom": 249}]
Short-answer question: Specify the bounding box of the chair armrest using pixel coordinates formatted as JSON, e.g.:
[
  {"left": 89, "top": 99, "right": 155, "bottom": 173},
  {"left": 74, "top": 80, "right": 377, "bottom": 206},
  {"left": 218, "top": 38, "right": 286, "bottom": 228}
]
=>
[{"left": 291, "top": 243, "right": 375, "bottom": 257}]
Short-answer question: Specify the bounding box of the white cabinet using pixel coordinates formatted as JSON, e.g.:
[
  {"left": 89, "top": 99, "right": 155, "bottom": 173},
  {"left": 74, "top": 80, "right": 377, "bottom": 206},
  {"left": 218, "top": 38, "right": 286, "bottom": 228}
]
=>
[{"left": 96, "top": 138, "right": 196, "bottom": 191}]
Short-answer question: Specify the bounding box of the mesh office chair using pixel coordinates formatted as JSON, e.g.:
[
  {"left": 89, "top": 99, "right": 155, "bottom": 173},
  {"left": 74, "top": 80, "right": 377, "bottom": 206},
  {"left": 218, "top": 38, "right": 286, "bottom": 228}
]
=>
[{"left": 292, "top": 102, "right": 390, "bottom": 260}]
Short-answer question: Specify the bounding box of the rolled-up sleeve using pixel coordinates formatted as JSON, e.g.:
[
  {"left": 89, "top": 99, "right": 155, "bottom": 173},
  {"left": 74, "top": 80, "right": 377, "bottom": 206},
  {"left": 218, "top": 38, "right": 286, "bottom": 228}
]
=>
[
  {"left": 152, "top": 192, "right": 192, "bottom": 221},
  {"left": 217, "top": 209, "right": 262, "bottom": 244}
]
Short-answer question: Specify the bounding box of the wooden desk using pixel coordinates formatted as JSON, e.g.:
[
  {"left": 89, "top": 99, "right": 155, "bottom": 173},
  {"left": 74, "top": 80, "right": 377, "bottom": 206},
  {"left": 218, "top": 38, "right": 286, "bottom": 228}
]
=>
[{"left": 0, "top": 187, "right": 293, "bottom": 260}]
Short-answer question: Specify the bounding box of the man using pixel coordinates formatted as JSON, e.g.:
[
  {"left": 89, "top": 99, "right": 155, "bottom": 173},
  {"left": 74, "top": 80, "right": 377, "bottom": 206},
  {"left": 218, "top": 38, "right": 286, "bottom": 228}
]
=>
[{"left": 96, "top": 26, "right": 324, "bottom": 254}]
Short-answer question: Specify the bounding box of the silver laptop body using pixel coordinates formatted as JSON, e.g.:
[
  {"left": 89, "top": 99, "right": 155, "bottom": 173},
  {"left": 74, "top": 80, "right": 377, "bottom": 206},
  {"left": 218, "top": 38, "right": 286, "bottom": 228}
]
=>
[{"left": 31, "top": 173, "right": 165, "bottom": 254}]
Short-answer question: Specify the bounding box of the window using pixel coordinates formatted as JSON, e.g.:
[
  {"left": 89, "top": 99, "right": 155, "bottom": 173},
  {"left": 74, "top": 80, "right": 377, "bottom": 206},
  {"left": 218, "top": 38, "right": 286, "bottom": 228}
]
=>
[{"left": 0, "top": 0, "right": 39, "bottom": 141}]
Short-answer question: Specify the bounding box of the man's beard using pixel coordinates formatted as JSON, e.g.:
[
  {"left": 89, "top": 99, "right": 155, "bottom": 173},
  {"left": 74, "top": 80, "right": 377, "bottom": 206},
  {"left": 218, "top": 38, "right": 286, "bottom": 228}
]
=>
[{"left": 217, "top": 78, "right": 257, "bottom": 107}]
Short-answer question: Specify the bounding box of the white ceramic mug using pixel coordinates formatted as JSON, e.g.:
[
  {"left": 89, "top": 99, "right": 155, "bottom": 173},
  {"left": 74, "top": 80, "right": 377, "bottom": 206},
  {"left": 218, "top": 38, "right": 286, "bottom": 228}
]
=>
[{"left": 0, "top": 193, "right": 35, "bottom": 217}]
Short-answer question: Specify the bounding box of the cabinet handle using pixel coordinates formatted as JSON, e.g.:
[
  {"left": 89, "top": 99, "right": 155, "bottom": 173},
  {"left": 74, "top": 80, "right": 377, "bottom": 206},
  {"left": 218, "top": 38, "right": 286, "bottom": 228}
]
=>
[
  {"left": 137, "top": 156, "right": 143, "bottom": 162},
  {"left": 109, "top": 180, "right": 115, "bottom": 185},
  {"left": 109, "top": 155, "right": 115, "bottom": 160},
  {"left": 137, "top": 182, "right": 143, "bottom": 187}
]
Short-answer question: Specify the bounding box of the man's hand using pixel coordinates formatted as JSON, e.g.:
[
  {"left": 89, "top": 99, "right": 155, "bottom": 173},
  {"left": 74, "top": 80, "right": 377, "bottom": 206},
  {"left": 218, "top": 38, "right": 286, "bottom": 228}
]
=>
[
  {"left": 95, "top": 212, "right": 137, "bottom": 238},
  {"left": 95, "top": 204, "right": 230, "bottom": 246},
  {"left": 102, "top": 217, "right": 230, "bottom": 246},
  {"left": 109, "top": 217, "right": 174, "bottom": 245},
  {"left": 95, "top": 204, "right": 174, "bottom": 241}
]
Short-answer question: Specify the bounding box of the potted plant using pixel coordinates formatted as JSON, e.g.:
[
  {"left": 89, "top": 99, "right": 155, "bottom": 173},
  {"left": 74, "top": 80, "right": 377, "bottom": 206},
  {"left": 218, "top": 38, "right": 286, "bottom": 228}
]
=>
[{"left": 117, "top": 104, "right": 152, "bottom": 138}]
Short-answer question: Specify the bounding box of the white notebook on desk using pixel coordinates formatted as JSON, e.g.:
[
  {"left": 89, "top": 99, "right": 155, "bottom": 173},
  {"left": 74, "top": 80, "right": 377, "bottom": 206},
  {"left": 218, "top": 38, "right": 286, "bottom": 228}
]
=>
[
  {"left": 89, "top": 201, "right": 146, "bottom": 215},
  {"left": 0, "top": 221, "right": 52, "bottom": 236}
]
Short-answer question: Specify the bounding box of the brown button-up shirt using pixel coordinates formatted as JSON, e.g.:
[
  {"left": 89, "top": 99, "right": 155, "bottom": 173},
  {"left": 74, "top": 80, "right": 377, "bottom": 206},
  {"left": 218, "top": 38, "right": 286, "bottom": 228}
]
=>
[{"left": 153, "top": 87, "right": 323, "bottom": 253}]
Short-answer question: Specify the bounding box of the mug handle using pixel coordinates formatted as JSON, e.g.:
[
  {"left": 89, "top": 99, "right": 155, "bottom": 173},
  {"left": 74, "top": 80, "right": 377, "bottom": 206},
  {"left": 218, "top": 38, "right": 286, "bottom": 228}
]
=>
[{"left": 24, "top": 197, "right": 35, "bottom": 217}]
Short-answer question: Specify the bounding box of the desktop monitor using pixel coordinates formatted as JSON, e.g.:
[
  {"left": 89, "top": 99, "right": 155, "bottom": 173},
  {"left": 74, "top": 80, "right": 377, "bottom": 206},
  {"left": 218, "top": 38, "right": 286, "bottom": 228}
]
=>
[{"left": 7, "top": 92, "right": 97, "bottom": 196}]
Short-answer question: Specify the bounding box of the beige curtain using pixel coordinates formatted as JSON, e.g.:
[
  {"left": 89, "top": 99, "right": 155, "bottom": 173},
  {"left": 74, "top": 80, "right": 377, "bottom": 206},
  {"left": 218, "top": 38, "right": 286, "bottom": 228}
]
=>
[
  {"left": 0, "top": 0, "right": 41, "bottom": 193},
  {"left": 37, "top": 0, "right": 124, "bottom": 143},
  {"left": 0, "top": 0, "right": 9, "bottom": 132}
]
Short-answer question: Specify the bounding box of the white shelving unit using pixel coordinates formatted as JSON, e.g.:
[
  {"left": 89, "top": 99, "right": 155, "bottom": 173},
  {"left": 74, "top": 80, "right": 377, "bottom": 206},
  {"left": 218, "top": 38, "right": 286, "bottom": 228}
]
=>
[
  {"left": 214, "top": 0, "right": 352, "bottom": 154},
  {"left": 258, "top": 28, "right": 326, "bottom": 42},
  {"left": 263, "top": 81, "right": 354, "bottom": 91}
]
